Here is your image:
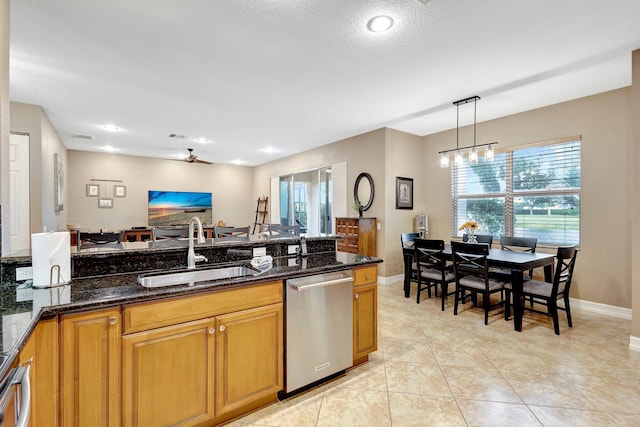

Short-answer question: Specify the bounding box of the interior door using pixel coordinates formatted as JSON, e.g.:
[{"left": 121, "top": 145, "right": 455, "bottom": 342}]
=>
[{"left": 9, "top": 133, "right": 30, "bottom": 252}]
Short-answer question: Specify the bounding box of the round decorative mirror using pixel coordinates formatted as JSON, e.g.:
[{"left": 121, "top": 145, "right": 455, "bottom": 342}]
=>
[{"left": 354, "top": 172, "right": 375, "bottom": 213}]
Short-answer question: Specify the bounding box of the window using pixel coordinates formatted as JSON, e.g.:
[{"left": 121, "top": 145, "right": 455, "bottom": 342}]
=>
[{"left": 452, "top": 137, "right": 580, "bottom": 245}]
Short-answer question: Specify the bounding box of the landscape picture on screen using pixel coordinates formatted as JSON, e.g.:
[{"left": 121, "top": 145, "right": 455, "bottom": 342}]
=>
[{"left": 148, "top": 191, "right": 213, "bottom": 226}]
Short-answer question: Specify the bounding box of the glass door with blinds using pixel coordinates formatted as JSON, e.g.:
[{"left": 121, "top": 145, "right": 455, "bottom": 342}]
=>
[{"left": 278, "top": 166, "right": 333, "bottom": 235}]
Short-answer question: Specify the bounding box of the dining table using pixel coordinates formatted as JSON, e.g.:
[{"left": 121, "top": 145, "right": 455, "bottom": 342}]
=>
[{"left": 403, "top": 243, "right": 556, "bottom": 332}]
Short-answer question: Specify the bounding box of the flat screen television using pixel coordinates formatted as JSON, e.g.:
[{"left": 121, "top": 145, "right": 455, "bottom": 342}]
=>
[{"left": 148, "top": 190, "right": 213, "bottom": 226}]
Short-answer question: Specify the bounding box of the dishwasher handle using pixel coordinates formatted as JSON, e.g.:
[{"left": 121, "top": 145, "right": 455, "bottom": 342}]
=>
[
  {"left": 14, "top": 364, "right": 31, "bottom": 427},
  {"left": 289, "top": 276, "right": 354, "bottom": 292}
]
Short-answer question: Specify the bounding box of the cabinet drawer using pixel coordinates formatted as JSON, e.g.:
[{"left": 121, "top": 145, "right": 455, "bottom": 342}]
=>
[
  {"left": 123, "top": 281, "right": 283, "bottom": 334},
  {"left": 354, "top": 266, "right": 377, "bottom": 286}
]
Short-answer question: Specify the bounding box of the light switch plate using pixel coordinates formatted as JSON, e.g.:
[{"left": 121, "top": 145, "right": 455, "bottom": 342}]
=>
[
  {"left": 287, "top": 245, "right": 299, "bottom": 255},
  {"left": 253, "top": 247, "right": 267, "bottom": 257},
  {"left": 16, "top": 266, "right": 33, "bottom": 281},
  {"left": 377, "top": 222, "right": 381, "bottom": 230}
]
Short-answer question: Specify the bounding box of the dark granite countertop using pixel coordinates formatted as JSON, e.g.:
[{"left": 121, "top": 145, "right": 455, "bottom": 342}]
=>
[{"left": 0, "top": 250, "right": 381, "bottom": 378}]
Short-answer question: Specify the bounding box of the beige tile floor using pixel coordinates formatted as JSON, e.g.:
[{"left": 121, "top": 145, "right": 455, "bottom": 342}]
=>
[{"left": 227, "top": 279, "right": 640, "bottom": 426}]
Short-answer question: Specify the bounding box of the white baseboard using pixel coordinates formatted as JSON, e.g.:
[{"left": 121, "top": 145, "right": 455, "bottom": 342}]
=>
[
  {"left": 379, "top": 276, "right": 632, "bottom": 320},
  {"left": 569, "top": 298, "right": 631, "bottom": 320},
  {"left": 378, "top": 274, "right": 404, "bottom": 285}
]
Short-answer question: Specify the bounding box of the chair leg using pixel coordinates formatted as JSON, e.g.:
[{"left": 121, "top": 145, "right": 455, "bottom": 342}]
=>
[
  {"left": 564, "top": 294, "right": 573, "bottom": 328},
  {"left": 483, "top": 291, "right": 489, "bottom": 325},
  {"left": 416, "top": 277, "right": 422, "bottom": 304},
  {"left": 441, "top": 283, "right": 447, "bottom": 311},
  {"left": 549, "top": 301, "right": 560, "bottom": 335},
  {"left": 454, "top": 286, "right": 460, "bottom": 316}
]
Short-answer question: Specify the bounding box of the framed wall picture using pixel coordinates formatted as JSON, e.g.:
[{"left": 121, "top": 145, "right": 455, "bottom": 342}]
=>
[
  {"left": 395, "top": 176, "right": 413, "bottom": 210},
  {"left": 86, "top": 184, "right": 99, "bottom": 197},
  {"left": 98, "top": 197, "right": 113, "bottom": 209},
  {"left": 114, "top": 185, "right": 126, "bottom": 198}
]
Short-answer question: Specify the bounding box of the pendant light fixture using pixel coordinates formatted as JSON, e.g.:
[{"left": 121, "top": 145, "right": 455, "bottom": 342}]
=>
[{"left": 438, "top": 95, "right": 497, "bottom": 168}]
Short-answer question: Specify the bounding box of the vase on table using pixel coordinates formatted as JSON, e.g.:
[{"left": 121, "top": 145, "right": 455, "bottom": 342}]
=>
[{"left": 467, "top": 234, "right": 478, "bottom": 244}]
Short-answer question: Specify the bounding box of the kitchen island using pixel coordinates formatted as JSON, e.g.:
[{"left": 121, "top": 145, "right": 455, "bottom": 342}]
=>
[{"left": 0, "top": 236, "right": 381, "bottom": 426}]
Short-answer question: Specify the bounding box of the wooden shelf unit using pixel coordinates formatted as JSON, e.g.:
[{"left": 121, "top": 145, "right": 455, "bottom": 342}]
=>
[{"left": 335, "top": 217, "right": 376, "bottom": 256}]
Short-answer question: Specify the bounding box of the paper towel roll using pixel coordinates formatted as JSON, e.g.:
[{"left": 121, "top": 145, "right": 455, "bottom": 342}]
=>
[{"left": 31, "top": 232, "right": 71, "bottom": 288}]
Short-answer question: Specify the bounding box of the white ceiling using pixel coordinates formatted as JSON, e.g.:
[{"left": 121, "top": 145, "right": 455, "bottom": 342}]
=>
[{"left": 9, "top": 0, "right": 640, "bottom": 166}]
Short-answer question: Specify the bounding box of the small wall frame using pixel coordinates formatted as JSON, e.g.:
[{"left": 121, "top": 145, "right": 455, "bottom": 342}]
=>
[
  {"left": 86, "top": 184, "right": 99, "bottom": 197},
  {"left": 114, "top": 185, "right": 127, "bottom": 198},
  {"left": 98, "top": 197, "right": 113, "bottom": 208}
]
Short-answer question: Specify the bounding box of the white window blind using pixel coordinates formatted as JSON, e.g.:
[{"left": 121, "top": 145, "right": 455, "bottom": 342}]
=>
[{"left": 452, "top": 137, "right": 580, "bottom": 245}]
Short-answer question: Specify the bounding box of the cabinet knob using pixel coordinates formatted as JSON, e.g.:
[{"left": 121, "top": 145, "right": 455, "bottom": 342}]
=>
[
  {"left": 355, "top": 293, "right": 359, "bottom": 299},
  {"left": 108, "top": 317, "right": 117, "bottom": 325},
  {"left": 219, "top": 325, "right": 226, "bottom": 332},
  {"left": 208, "top": 327, "right": 215, "bottom": 335},
  {"left": 365, "top": 274, "right": 370, "bottom": 280}
]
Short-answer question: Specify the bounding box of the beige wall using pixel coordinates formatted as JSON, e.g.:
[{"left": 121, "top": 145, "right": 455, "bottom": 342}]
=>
[
  {"left": 0, "top": 0, "right": 9, "bottom": 253},
  {"left": 383, "top": 128, "right": 425, "bottom": 278},
  {"left": 424, "top": 87, "right": 632, "bottom": 308},
  {"left": 253, "top": 129, "right": 388, "bottom": 274},
  {"left": 631, "top": 50, "right": 640, "bottom": 338},
  {"left": 10, "top": 101, "right": 68, "bottom": 235},
  {"left": 67, "top": 150, "right": 254, "bottom": 232}
]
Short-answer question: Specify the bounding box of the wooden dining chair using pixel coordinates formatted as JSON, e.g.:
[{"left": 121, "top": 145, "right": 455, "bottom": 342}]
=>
[
  {"left": 463, "top": 233, "right": 494, "bottom": 246},
  {"left": 451, "top": 241, "right": 507, "bottom": 325},
  {"left": 267, "top": 224, "right": 301, "bottom": 238},
  {"left": 400, "top": 233, "right": 420, "bottom": 297},
  {"left": 504, "top": 245, "right": 578, "bottom": 335},
  {"left": 152, "top": 226, "right": 190, "bottom": 241},
  {"left": 214, "top": 226, "right": 250, "bottom": 242},
  {"left": 414, "top": 238, "right": 455, "bottom": 310},
  {"left": 491, "top": 236, "right": 538, "bottom": 281},
  {"left": 77, "top": 231, "right": 124, "bottom": 250}
]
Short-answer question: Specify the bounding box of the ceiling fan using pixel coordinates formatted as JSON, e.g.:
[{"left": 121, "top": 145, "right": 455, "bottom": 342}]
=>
[{"left": 178, "top": 148, "right": 212, "bottom": 165}]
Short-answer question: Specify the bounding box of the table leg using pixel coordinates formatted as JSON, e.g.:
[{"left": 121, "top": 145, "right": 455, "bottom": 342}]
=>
[
  {"left": 403, "top": 254, "right": 411, "bottom": 298},
  {"left": 510, "top": 270, "right": 525, "bottom": 332}
]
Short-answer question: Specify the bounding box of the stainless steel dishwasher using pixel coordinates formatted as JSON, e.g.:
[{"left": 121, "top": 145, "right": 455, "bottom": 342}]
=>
[{"left": 283, "top": 270, "right": 354, "bottom": 395}]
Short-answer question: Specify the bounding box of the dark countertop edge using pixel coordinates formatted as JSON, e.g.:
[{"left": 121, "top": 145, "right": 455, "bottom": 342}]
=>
[
  {"left": 1, "top": 235, "right": 341, "bottom": 262},
  {"left": 0, "top": 255, "right": 382, "bottom": 378}
]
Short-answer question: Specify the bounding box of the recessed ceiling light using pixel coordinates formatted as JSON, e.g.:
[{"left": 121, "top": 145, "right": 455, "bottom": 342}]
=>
[
  {"left": 101, "top": 124, "right": 121, "bottom": 132},
  {"left": 193, "top": 137, "right": 211, "bottom": 144},
  {"left": 260, "top": 147, "right": 279, "bottom": 154},
  {"left": 102, "top": 145, "right": 119, "bottom": 152},
  {"left": 231, "top": 159, "right": 247, "bottom": 165},
  {"left": 367, "top": 15, "right": 394, "bottom": 33}
]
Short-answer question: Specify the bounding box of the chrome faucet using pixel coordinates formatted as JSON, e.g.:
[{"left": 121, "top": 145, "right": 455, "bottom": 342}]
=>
[{"left": 187, "top": 216, "right": 208, "bottom": 269}]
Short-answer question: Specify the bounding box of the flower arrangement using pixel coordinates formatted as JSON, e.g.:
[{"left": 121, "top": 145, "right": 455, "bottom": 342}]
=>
[{"left": 459, "top": 220, "right": 479, "bottom": 240}]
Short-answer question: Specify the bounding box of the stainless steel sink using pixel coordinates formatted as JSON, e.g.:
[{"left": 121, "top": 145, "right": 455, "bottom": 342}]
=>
[{"left": 138, "top": 265, "right": 260, "bottom": 288}]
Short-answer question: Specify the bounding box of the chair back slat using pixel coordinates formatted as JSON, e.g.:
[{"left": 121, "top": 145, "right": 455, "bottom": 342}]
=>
[
  {"left": 500, "top": 236, "right": 537, "bottom": 253},
  {"left": 414, "top": 238, "right": 446, "bottom": 273},
  {"left": 214, "top": 226, "right": 250, "bottom": 242},
  {"left": 451, "top": 241, "right": 490, "bottom": 281},
  {"left": 552, "top": 246, "right": 578, "bottom": 297},
  {"left": 463, "top": 234, "right": 493, "bottom": 246}
]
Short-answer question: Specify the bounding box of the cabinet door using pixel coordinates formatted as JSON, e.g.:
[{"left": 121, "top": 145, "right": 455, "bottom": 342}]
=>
[
  {"left": 215, "top": 303, "right": 283, "bottom": 416},
  {"left": 19, "top": 317, "right": 58, "bottom": 427},
  {"left": 61, "top": 308, "right": 121, "bottom": 427},
  {"left": 122, "top": 318, "right": 215, "bottom": 427},
  {"left": 353, "top": 283, "right": 378, "bottom": 362}
]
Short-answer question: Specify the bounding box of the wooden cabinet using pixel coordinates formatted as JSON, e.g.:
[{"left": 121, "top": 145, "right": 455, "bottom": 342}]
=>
[
  {"left": 122, "top": 281, "right": 283, "bottom": 426},
  {"left": 215, "top": 304, "right": 283, "bottom": 416},
  {"left": 122, "top": 318, "right": 216, "bottom": 426},
  {"left": 335, "top": 217, "right": 376, "bottom": 256},
  {"left": 60, "top": 308, "right": 121, "bottom": 427},
  {"left": 353, "top": 265, "right": 378, "bottom": 365}
]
